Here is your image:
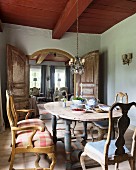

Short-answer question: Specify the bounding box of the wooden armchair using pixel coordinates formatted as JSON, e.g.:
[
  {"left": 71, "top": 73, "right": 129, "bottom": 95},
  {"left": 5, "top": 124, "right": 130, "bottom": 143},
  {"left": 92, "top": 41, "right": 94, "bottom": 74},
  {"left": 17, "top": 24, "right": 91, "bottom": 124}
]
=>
[
  {"left": 30, "top": 87, "right": 40, "bottom": 97},
  {"left": 80, "top": 102, "right": 136, "bottom": 170},
  {"left": 90, "top": 92, "right": 128, "bottom": 141},
  {"left": 53, "top": 87, "right": 68, "bottom": 102},
  {"left": 6, "top": 90, "right": 56, "bottom": 170}
]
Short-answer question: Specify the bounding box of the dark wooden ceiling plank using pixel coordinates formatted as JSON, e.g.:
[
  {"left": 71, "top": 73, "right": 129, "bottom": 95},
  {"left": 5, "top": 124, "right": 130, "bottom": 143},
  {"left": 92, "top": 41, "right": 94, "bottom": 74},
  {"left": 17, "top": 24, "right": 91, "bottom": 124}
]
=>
[
  {"left": 0, "top": 0, "right": 67, "bottom": 12},
  {"left": 0, "top": 19, "right": 3, "bottom": 32},
  {"left": 89, "top": 0, "right": 136, "bottom": 11},
  {"left": 84, "top": 9, "right": 135, "bottom": 17},
  {"left": 68, "top": 26, "right": 107, "bottom": 34},
  {"left": 69, "top": 23, "right": 112, "bottom": 32},
  {"left": 78, "top": 16, "right": 132, "bottom": 25},
  {"left": 1, "top": 10, "right": 58, "bottom": 25},
  {"left": 0, "top": 3, "right": 61, "bottom": 19},
  {"left": 2, "top": 15, "right": 55, "bottom": 30},
  {"left": 87, "top": 4, "right": 136, "bottom": 13},
  {"left": 52, "top": 0, "right": 94, "bottom": 39},
  {"left": 0, "top": 3, "right": 65, "bottom": 30},
  {"left": 79, "top": 14, "right": 129, "bottom": 23},
  {"left": 74, "top": 18, "right": 118, "bottom": 27}
]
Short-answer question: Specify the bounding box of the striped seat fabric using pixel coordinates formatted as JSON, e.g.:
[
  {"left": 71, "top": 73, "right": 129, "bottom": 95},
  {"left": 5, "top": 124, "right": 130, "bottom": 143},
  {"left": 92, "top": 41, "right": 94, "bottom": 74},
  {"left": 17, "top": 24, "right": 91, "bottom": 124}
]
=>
[
  {"left": 17, "top": 118, "right": 45, "bottom": 128},
  {"left": 16, "top": 128, "right": 53, "bottom": 147}
]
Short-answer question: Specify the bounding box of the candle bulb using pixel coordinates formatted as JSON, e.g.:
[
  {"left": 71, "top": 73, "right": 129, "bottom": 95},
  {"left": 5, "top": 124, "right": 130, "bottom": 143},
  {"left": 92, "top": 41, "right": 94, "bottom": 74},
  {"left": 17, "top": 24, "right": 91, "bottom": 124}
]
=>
[
  {"left": 80, "top": 83, "right": 83, "bottom": 97},
  {"left": 82, "top": 58, "right": 85, "bottom": 63},
  {"left": 76, "top": 83, "right": 78, "bottom": 97},
  {"left": 70, "top": 58, "right": 73, "bottom": 63}
]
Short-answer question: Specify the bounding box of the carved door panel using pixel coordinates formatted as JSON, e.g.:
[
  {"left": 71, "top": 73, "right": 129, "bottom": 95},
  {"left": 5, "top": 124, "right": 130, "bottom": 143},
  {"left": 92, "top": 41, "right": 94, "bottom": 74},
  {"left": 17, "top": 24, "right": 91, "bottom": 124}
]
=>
[
  {"left": 7, "top": 44, "right": 29, "bottom": 120},
  {"left": 76, "top": 51, "right": 99, "bottom": 99}
]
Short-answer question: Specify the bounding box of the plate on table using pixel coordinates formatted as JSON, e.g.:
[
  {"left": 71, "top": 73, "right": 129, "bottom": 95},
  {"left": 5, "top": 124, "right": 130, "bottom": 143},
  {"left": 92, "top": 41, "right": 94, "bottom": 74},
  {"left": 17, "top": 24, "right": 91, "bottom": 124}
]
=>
[
  {"left": 98, "top": 104, "right": 110, "bottom": 112},
  {"left": 72, "top": 108, "right": 86, "bottom": 114},
  {"left": 93, "top": 108, "right": 106, "bottom": 113}
]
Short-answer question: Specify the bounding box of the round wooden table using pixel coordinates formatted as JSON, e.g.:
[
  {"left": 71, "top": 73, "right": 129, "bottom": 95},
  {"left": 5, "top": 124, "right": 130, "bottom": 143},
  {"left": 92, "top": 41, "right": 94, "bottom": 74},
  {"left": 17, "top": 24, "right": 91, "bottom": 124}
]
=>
[{"left": 44, "top": 101, "right": 121, "bottom": 170}]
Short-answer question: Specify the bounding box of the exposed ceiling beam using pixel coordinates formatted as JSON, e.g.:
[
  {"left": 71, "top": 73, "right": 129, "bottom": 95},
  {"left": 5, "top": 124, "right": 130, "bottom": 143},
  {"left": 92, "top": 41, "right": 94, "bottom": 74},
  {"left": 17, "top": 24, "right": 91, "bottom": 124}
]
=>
[
  {"left": 52, "top": 0, "right": 93, "bottom": 39},
  {"left": 36, "top": 53, "right": 48, "bottom": 64},
  {"left": 0, "top": 19, "right": 3, "bottom": 32}
]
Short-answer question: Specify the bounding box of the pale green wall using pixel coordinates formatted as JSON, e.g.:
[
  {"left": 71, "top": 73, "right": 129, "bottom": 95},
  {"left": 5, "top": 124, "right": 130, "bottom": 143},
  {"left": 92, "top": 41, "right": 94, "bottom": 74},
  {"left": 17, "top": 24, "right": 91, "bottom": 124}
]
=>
[
  {"left": 3, "top": 24, "right": 100, "bottom": 56},
  {"left": 101, "top": 13, "right": 136, "bottom": 127}
]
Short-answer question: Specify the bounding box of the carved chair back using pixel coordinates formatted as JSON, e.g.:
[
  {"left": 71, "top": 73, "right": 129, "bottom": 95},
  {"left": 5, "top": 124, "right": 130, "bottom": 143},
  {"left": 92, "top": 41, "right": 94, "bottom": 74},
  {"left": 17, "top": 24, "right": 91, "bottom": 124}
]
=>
[
  {"left": 115, "top": 92, "right": 128, "bottom": 103},
  {"left": 6, "top": 90, "right": 18, "bottom": 127},
  {"left": 105, "top": 102, "right": 136, "bottom": 162}
]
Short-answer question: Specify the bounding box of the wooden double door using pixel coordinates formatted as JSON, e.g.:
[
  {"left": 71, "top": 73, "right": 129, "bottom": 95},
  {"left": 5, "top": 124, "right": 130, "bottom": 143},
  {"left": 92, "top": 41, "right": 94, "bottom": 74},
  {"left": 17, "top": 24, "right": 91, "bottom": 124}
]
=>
[{"left": 7, "top": 44, "right": 99, "bottom": 119}]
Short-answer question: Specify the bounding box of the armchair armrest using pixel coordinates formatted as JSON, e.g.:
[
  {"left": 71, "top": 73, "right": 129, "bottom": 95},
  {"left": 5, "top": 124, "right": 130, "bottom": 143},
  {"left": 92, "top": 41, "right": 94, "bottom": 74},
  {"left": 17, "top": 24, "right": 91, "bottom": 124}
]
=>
[
  {"left": 16, "top": 109, "right": 35, "bottom": 119},
  {"left": 11, "top": 125, "right": 45, "bottom": 148},
  {"left": 11, "top": 125, "right": 44, "bottom": 132}
]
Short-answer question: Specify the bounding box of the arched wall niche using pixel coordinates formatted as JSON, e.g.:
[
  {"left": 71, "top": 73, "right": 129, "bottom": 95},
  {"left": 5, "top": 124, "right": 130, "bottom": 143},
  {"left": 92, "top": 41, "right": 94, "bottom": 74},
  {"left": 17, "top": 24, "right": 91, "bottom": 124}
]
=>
[
  {"left": 28, "top": 48, "right": 76, "bottom": 96},
  {"left": 29, "top": 48, "right": 75, "bottom": 64}
]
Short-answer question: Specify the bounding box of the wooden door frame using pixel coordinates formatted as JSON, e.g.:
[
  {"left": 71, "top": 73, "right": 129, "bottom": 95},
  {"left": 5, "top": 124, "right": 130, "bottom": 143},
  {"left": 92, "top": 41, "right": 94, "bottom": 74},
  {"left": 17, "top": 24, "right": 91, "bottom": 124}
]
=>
[{"left": 28, "top": 49, "right": 76, "bottom": 95}]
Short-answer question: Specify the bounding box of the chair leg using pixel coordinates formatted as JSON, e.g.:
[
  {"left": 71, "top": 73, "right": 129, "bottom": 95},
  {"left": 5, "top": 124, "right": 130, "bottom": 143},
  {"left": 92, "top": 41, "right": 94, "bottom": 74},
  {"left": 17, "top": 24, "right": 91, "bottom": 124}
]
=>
[
  {"left": 102, "top": 164, "right": 108, "bottom": 170},
  {"left": 89, "top": 123, "right": 107, "bottom": 141},
  {"left": 9, "top": 151, "right": 15, "bottom": 170},
  {"left": 35, "top": 153, "right": 41, "bottom": 168},
  {"left": 115, "top": 163, "right": 119, "bottom": 170},
  {"left": 47, "top": 153, "right": 56, "bottom": 170},
  {"left": 97, "top": 128, "right": 106, "bottom": 141},
  {"left": 129, "top": 159, "right": 135, "bottom": 170},
  {"left": 80, "top": 152, "right": 87, "bottom": 170},
  {"left": 71, "top": 121, "right": 77, "bottom": 136},
  {"left": 90, "top": 126, "right": 94, "bottom": 142},
  {"left": 8, "top": 153, "right": 11, "bottom": 162}
]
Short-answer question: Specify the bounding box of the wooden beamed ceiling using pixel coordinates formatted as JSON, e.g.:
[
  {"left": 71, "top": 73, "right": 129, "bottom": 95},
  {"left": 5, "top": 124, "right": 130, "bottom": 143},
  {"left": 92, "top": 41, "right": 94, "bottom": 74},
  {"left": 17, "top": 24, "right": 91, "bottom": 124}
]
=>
[
  {"left": 0, "top": 0, "right": 136, "bottom": 38},
  {"left": 52, "top": 0, "right": 93, "bottom": 39}
]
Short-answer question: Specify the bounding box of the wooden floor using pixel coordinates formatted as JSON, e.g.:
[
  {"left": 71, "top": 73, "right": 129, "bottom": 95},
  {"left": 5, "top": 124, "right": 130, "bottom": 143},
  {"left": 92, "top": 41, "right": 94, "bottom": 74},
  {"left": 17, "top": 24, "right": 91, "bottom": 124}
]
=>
[{"left": 0, "top": 118, "right": 135, "bottom": 170}]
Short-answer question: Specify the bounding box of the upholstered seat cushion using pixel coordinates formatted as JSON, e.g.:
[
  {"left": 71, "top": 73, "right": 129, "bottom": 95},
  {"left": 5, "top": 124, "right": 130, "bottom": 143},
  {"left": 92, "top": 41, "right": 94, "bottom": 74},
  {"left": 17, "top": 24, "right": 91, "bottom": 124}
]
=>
[
  {"left": 93, "top": 120, "right": 109, "bottom": 129},
  {"left": 85, "top": 140, "right": 129, "bottom": 159},
  {"left": 17, "top": 118, "right": 45, "bottom": 128},
  {"left": 16, "top": 129, "right": 53, "bottom": 147},
  {"left": 93, "top": 120, "right": 117, "bottom": 130}
]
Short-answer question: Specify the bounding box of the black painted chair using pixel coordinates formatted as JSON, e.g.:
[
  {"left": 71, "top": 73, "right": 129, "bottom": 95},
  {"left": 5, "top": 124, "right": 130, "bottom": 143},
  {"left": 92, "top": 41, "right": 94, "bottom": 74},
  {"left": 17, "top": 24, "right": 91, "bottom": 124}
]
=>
[{"left": 80, "top": 102, "right": 136, "bottom": 170}]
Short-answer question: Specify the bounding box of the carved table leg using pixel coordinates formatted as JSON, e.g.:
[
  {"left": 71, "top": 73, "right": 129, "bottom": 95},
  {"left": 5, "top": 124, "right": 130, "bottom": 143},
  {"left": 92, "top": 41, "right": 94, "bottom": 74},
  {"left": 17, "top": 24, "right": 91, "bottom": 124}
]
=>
[
  {"left": 64, "top": 120, "right": 72, "bottom": 170},
  {"left": 82, "top": 121, "right": 88, "bottom": 145},
  {"left": 52, "top": 115, "right": 57, "bottom": 144}
]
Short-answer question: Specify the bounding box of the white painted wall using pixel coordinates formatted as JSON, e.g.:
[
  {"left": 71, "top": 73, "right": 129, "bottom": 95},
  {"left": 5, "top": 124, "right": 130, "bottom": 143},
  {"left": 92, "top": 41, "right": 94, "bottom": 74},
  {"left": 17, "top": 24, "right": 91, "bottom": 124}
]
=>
[{"left": 101, "top": 13, "right": 136, "bottom": 127}]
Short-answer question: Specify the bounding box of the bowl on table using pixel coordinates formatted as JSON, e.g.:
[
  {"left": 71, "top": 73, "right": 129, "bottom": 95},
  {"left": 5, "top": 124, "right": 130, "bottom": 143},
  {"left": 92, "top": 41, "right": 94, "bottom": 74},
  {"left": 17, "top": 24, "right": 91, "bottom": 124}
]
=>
[
  {"left": 71, "top": 103, "right": 85, "bottom": 109},
  {"left": 72, "top": 97, "right": 86, "bottom": 105}
]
